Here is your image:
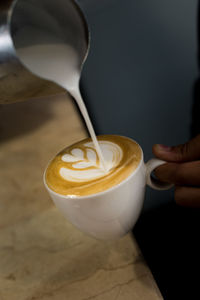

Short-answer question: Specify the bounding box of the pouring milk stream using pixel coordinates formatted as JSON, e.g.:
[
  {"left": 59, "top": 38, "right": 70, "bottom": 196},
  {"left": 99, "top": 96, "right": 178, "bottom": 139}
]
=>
[{"left": 17, "top": 43, "right": 107, "bottom": 172}]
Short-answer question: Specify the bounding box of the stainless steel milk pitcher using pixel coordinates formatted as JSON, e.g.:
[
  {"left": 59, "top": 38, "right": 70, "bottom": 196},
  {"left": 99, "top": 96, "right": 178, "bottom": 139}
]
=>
[{"left": 0, "top": 0, "right": 89, "bottom": 104}]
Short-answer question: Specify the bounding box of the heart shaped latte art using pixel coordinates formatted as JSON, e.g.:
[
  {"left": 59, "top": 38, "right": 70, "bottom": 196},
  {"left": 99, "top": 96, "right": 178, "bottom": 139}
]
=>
[{"left": 59, "top": 141, "right": 122, "bottom": 182}]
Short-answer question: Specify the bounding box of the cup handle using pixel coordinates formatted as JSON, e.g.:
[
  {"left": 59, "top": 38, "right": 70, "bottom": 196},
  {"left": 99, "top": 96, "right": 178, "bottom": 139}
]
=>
[{"left": 146, "top": 158, "right": 173, "bottom": 190}]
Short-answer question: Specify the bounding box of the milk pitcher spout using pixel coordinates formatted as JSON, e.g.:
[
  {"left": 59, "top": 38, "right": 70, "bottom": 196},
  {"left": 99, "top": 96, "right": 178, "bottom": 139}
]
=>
[{"left": 0, "top": 0, "right": 89, "bottom": 104}]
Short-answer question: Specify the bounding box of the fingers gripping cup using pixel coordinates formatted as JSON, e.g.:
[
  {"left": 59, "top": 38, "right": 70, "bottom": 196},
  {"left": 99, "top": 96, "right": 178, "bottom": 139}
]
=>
[{"left": 44, "top": 135, "right": 172, "bottom": 240}]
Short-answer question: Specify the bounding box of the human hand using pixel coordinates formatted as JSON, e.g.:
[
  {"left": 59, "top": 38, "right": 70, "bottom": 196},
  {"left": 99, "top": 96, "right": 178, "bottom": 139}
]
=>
[{"left": 153, "top": 134, "right": 200, "bottom": 207}]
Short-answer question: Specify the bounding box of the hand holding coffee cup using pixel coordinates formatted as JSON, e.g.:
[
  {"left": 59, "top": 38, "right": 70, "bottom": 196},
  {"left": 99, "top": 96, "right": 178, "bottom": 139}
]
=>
[{"left": 44, "top": 135, "right": 172, "bottom": 239}]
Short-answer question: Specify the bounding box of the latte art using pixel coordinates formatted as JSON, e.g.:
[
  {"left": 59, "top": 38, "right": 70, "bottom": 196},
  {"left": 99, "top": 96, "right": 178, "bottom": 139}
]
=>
[
  {"left": 45, "top": 135, "right": 142, "bottom": 196},
  {"left": 60, "top": 141, "right": 122, "bottom": 182}
]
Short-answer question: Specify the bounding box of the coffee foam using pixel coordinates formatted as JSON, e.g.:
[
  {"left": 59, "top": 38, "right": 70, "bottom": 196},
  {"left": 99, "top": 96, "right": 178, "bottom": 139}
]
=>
[
  {"left": 45, "top": 135, "right": 142, "bottom": 197},
  {"left": 60, "top": 140, "right": 122, "bottom": 182}
]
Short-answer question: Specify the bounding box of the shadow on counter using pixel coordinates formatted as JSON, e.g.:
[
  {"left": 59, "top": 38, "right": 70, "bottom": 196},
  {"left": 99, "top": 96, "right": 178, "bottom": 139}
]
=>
[{"left": 0, "top": 97, "right": 55, "bottom": 143}]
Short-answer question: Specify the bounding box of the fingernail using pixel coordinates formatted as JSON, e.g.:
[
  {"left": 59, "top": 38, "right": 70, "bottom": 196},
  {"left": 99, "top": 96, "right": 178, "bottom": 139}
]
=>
[{"left": 156, "top": 144, "right": 172, "bottom": 152}]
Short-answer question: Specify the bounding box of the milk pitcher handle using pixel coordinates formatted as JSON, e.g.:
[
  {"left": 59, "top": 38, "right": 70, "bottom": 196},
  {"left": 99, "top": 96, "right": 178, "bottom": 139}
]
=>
[{"left": 145, "top": 158, "right": 173, "bottom": 190}]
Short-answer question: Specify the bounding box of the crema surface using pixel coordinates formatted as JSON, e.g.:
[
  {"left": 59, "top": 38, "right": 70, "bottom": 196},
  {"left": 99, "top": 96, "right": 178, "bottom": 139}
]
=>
[{"left": 45, "top": 135, "right": 142, "bottom": 196}]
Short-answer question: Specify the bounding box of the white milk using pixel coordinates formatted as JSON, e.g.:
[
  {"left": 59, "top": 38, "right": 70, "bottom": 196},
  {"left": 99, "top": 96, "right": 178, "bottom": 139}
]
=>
[
  {"left": 17, "top": 43, "right": 107, "bottom": 171},
  {"left": 60, "top": 140, "right": 122, "bottom": 182}
]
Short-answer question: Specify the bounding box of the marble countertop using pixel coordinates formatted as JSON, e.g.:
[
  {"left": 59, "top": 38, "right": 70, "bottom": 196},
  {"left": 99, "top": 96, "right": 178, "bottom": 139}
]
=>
[{"left": 0, "top": 94, "right": 163, "bottom": 300}]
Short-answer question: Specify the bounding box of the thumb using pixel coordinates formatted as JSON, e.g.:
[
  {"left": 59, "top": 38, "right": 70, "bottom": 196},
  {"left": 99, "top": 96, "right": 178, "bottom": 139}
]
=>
[{"left": 152, "top": 134, "right": 200, "bottom": 162}]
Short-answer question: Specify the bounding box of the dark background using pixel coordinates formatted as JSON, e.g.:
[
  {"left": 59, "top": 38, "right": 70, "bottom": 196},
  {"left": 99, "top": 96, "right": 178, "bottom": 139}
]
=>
[
  {"left": 78, "top": 0, "right": 200, "bottom": 298},
  {"left": 78, "top": 0, "right": 198, "bottom": 211}
]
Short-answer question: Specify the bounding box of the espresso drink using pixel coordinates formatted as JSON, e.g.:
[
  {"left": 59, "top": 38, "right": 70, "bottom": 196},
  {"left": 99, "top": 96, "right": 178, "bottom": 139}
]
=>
[{"left": 45, "top": 135, "right": 142, "bottom": 197}]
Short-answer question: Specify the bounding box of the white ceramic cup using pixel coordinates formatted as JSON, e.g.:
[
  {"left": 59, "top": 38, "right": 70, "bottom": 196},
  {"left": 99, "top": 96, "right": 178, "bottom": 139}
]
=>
[{"left": 44, "top": 139, "right": 172, "bottom": 240}]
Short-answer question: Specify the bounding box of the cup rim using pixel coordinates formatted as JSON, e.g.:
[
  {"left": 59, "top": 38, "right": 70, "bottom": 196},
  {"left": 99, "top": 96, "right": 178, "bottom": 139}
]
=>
[{"left": 43, "top": 135, "right": 144, "bottom": 200}]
